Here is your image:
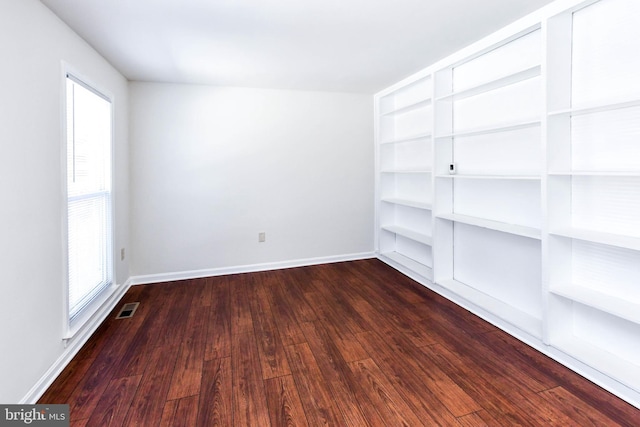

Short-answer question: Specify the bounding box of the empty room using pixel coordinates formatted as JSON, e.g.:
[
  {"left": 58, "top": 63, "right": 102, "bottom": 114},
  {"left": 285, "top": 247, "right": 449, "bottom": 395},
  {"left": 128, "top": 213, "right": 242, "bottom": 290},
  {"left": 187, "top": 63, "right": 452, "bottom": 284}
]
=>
[{"left": 1, "top": 0, "right": 640, "bottom": 425}]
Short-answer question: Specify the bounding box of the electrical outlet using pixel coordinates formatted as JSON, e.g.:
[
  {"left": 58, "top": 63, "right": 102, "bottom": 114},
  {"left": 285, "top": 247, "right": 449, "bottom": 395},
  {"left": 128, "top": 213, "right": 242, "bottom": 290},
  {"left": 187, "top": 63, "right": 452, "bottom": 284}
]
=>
[
  {"left": 121, "top": 248, "right": 125, "bottom": 261},
  {"left": 258, "top": 232, "right": 266, "bottom": 243}
]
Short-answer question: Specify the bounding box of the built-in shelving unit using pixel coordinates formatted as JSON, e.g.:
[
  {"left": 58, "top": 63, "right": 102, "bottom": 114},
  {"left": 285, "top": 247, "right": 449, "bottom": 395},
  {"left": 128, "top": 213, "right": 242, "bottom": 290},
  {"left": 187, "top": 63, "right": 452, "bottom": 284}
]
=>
[
  {"left": 433, "top": 26, "right": 544, "bottom": 339},
  {"left": 545, "top": 0, "right": 640, "bottom": 399},
  {"left": 376, "top": 73, "right": 434, "bottom": 280},
  {"left": 374, "top": 0, "right": 640, "bottom": 409}
]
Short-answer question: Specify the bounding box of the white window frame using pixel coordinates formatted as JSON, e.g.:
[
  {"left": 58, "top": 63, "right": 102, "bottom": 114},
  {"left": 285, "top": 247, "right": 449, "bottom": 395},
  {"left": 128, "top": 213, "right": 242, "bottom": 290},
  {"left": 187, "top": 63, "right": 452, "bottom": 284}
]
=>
[{"left": 62, "top": 65, "right": 117, "bottom": 340}]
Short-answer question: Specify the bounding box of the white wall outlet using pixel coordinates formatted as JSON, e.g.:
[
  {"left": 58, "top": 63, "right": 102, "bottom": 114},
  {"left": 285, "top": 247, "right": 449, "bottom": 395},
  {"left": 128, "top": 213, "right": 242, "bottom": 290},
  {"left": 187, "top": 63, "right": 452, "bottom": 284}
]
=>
[
  {"left": 120, "top": 248, "right": 125, "bottom": 261},
  {"left": 258, "top": 232, "right": 266, "bottom": 243}
]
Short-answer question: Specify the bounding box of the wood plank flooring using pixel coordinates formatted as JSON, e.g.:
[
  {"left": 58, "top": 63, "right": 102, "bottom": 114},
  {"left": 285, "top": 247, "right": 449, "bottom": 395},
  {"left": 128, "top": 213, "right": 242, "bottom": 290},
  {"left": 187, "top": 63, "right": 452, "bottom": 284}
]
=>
[{"left": 39, "top": 259, "right": 640, "bottom": 426}]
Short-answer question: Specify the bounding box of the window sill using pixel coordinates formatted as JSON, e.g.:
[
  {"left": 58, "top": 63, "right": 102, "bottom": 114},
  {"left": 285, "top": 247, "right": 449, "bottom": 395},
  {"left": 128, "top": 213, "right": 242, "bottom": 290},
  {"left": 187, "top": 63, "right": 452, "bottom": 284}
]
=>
[{"left": 63, "top": 281, "right": 128, "bottom": 344}]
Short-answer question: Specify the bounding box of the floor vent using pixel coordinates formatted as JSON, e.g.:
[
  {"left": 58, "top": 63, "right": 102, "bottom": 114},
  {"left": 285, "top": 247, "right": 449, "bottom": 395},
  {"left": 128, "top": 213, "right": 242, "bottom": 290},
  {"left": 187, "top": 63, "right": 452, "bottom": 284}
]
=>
[{"left": 116, "top": 302, "right": 140, "bottom": 319}]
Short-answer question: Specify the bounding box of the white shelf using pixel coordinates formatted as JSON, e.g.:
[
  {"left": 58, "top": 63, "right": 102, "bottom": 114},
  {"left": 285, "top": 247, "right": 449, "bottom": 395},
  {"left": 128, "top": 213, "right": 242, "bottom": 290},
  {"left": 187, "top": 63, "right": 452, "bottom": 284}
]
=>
[
  {"left": 551, "top": 284, "right": 640, "bottom": 325},
  {"left": 437, "top": 66, "right": 541, "bottom": 102},
  {"left": 435, "top": 174, "right": 540, "bottom": 180},
  {"left": 551, "top": 335, "right": 640, "bottom": 394},
  {"left": 380, "top": 251, "right": 433, "bottom": 281},
  {"left": 380, "top": 198, "right": 432, "bottom": 210},
  {"left": 380, "top": 132, "right": 432, "bottom": 145},
  {"left": 434, "top": 120, "right": 540, "bottom": 139},
  {"left": 437, "top": 278, "right": 541, "bottom": 338},
  {"left": 549, "top": 227, "right": 640, "bottom": 251},
  {"left": 548, "top": 171, "right": 640, "bottom": 177},
  {"left": 381, "top": 225, "right": 432, "bottom": 246},
  {"left": 381, "top": 98, "right": 432, "bottom": 116},
  {"left": 437, "top": 213, "right": 541, "bottom": 240},
  {"left": 380, "top": 169, "right": 432, "bottom": 174},
  {"left": 548, "top": 98, "right": 640, "bottom": 117}
]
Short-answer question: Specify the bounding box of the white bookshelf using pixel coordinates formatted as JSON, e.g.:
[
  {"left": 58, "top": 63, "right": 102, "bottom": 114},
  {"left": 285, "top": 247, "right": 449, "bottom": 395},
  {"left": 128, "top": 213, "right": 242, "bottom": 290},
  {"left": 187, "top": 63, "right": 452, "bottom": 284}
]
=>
[
  {"left": 432, "top": 26, "right": 544, "bottom": 338},
  {"left": 374, "top": 0, "right": 640, "bottom": 408},
  {"left": 545, "top": 0, "right": 640, "bottom": 406},
  {"left": 376, "top": 73, "right": 434, "bottom": 281}
]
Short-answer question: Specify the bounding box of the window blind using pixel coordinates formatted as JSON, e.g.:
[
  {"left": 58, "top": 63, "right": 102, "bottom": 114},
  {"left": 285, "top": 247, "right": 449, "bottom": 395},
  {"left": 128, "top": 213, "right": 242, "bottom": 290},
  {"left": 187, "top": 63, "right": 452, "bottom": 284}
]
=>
[{"left": 66, "top": 76, "right": 113, "bottom": 321}]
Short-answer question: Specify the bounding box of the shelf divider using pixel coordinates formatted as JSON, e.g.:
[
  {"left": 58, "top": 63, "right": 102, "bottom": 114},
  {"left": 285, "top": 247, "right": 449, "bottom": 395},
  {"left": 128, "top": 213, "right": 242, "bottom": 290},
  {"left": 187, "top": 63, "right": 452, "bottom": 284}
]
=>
[
  {"left": 549, "top": 228, "right": 640, "bottom": 251},
  {"left": 380, "top": 198, "right": 432, "bottom": 210},
  {"left": 550, "top": 284, "right": 640, "bottom": 325},
  {"left": 435, "top": 174, "right": 540, "bottom": 180},
  {"left": 436, "top": 65, "right": 541, "bottom": 102},
  {"left": 548, "top": 171, "right": 640, "bottom": 177},
  {"left": 381, "top": 132, "right": 432, "bottom": 145},
  {"left": 381, "top": 225, "right": 432, "bottom": 246},
  {"left": 435, "top": 120, "right": 540, "bottom": 139},
  {"left": 381, "top": 98, "right": 432, "bottom": 116},
  {"left": 437, "top": 213, "right": 541, "bottom": 240},
  {"left": 548, "top": 98, "right": 640, "bottom": 117}
]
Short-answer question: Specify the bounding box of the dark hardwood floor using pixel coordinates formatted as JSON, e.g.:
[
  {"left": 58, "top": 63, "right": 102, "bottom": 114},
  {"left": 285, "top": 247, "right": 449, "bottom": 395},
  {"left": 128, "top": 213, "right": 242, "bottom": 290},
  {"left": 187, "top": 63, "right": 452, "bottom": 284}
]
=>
[{"left": 39, "top": 259, "right": 639, "bottom": 426}]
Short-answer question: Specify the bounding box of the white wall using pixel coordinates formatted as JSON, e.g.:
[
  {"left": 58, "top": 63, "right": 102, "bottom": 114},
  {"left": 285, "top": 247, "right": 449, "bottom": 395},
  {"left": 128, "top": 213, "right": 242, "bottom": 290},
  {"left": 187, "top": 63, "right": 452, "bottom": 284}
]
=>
[
  {"left": 0, "top": 0, "right": 129, "bottom": 402},
  {"left": 130, "top": 83, "right": 373, "bottom": 277}
]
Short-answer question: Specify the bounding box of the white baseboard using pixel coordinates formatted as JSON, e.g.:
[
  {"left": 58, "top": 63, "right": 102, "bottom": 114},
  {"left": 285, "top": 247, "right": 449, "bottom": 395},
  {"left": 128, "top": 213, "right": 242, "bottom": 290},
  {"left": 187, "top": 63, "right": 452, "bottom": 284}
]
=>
[
  {"left": 22, "top": 278, "right": 133, "bottom": 404},
  {"left": 130, "top": 251, "right": 376, "bottom": 285}
]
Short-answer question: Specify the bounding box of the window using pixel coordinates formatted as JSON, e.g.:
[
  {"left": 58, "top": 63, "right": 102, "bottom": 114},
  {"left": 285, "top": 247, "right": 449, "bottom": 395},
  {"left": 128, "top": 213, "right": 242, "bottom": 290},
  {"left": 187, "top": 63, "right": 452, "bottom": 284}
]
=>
[{"left": 65, "top": 74, "right": 113, "bottom": 323}]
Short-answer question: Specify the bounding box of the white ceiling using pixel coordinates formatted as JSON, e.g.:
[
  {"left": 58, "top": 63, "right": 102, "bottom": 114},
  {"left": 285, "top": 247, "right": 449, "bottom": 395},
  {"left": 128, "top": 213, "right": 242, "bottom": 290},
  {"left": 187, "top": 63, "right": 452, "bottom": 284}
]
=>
[{"left": 40, "top": 0, "right": 555, "bottom": 93}]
